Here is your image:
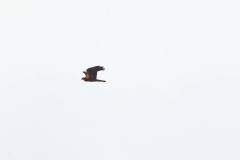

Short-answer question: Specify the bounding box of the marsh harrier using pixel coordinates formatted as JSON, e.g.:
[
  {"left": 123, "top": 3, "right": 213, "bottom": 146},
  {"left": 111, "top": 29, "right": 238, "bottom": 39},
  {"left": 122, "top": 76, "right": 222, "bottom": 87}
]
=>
[{"left": 82, "top": 66, "right": 106, "bottom": 82}]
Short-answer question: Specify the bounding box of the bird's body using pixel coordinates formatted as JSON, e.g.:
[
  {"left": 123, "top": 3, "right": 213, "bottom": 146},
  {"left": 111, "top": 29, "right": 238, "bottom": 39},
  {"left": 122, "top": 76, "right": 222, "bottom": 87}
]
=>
[{"left": 82, "top": 66, "right": 106, "bottom": 82}]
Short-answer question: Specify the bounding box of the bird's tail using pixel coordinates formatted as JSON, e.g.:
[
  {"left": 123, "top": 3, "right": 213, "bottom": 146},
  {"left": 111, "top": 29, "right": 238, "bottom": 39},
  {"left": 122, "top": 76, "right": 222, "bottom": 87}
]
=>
[{"left": 97, "top": 80, "right": 106, "bottom": 82}]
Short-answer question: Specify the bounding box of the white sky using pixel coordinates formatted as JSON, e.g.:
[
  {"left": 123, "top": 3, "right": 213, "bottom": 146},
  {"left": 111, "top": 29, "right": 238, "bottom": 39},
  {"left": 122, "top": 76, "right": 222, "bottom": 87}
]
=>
[{"left": 0, "top": 0, "right": 240, "bottom": 159}]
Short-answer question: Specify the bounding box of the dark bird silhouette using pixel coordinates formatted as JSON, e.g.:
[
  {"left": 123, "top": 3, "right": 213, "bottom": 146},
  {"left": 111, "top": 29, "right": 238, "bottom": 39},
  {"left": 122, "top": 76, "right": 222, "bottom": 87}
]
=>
[{"left": 82, "top": 66, "right": 106, "bottom": 82}]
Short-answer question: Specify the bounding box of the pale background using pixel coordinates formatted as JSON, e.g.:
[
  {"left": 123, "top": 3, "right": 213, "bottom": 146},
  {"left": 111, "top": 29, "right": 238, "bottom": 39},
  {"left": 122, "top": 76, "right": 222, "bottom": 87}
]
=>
[{"left": 0, "top": 0, "right": 239, "bottom": 159}]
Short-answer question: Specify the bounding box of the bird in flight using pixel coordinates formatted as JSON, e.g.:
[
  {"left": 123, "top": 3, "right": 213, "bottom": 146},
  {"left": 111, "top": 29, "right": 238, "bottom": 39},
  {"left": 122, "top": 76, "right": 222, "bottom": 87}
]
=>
[{"left": 82, "top": 66, "right": 106, "bottom": 82}]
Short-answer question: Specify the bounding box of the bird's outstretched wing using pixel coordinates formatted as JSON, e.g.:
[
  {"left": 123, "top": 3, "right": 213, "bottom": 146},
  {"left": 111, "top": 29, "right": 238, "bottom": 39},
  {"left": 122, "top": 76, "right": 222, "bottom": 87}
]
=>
[
  {"left": 87, "top": 66, "right": 105, "bottom": 72},
  {"left": 86, "top": 66, "right": 105, "bottom": 79}
]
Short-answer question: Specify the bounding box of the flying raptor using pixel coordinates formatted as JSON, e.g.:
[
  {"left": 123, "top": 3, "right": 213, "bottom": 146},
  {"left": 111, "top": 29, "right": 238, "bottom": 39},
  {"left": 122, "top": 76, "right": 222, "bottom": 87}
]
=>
[{"left": 82, "top": 66, "right": 106, "bottom": 82}]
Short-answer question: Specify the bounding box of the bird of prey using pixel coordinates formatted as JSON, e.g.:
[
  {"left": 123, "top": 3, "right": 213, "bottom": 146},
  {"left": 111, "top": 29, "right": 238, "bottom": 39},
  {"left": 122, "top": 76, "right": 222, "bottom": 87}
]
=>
[{"left": 82, "top": 66, "right": 106, "bottom": 82}]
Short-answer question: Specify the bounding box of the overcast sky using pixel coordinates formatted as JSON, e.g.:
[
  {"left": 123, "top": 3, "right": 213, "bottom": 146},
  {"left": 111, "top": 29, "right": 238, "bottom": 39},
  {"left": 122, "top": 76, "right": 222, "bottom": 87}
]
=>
[{"left": 0, "top": 0, "right": 240, "bottom": 159}]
